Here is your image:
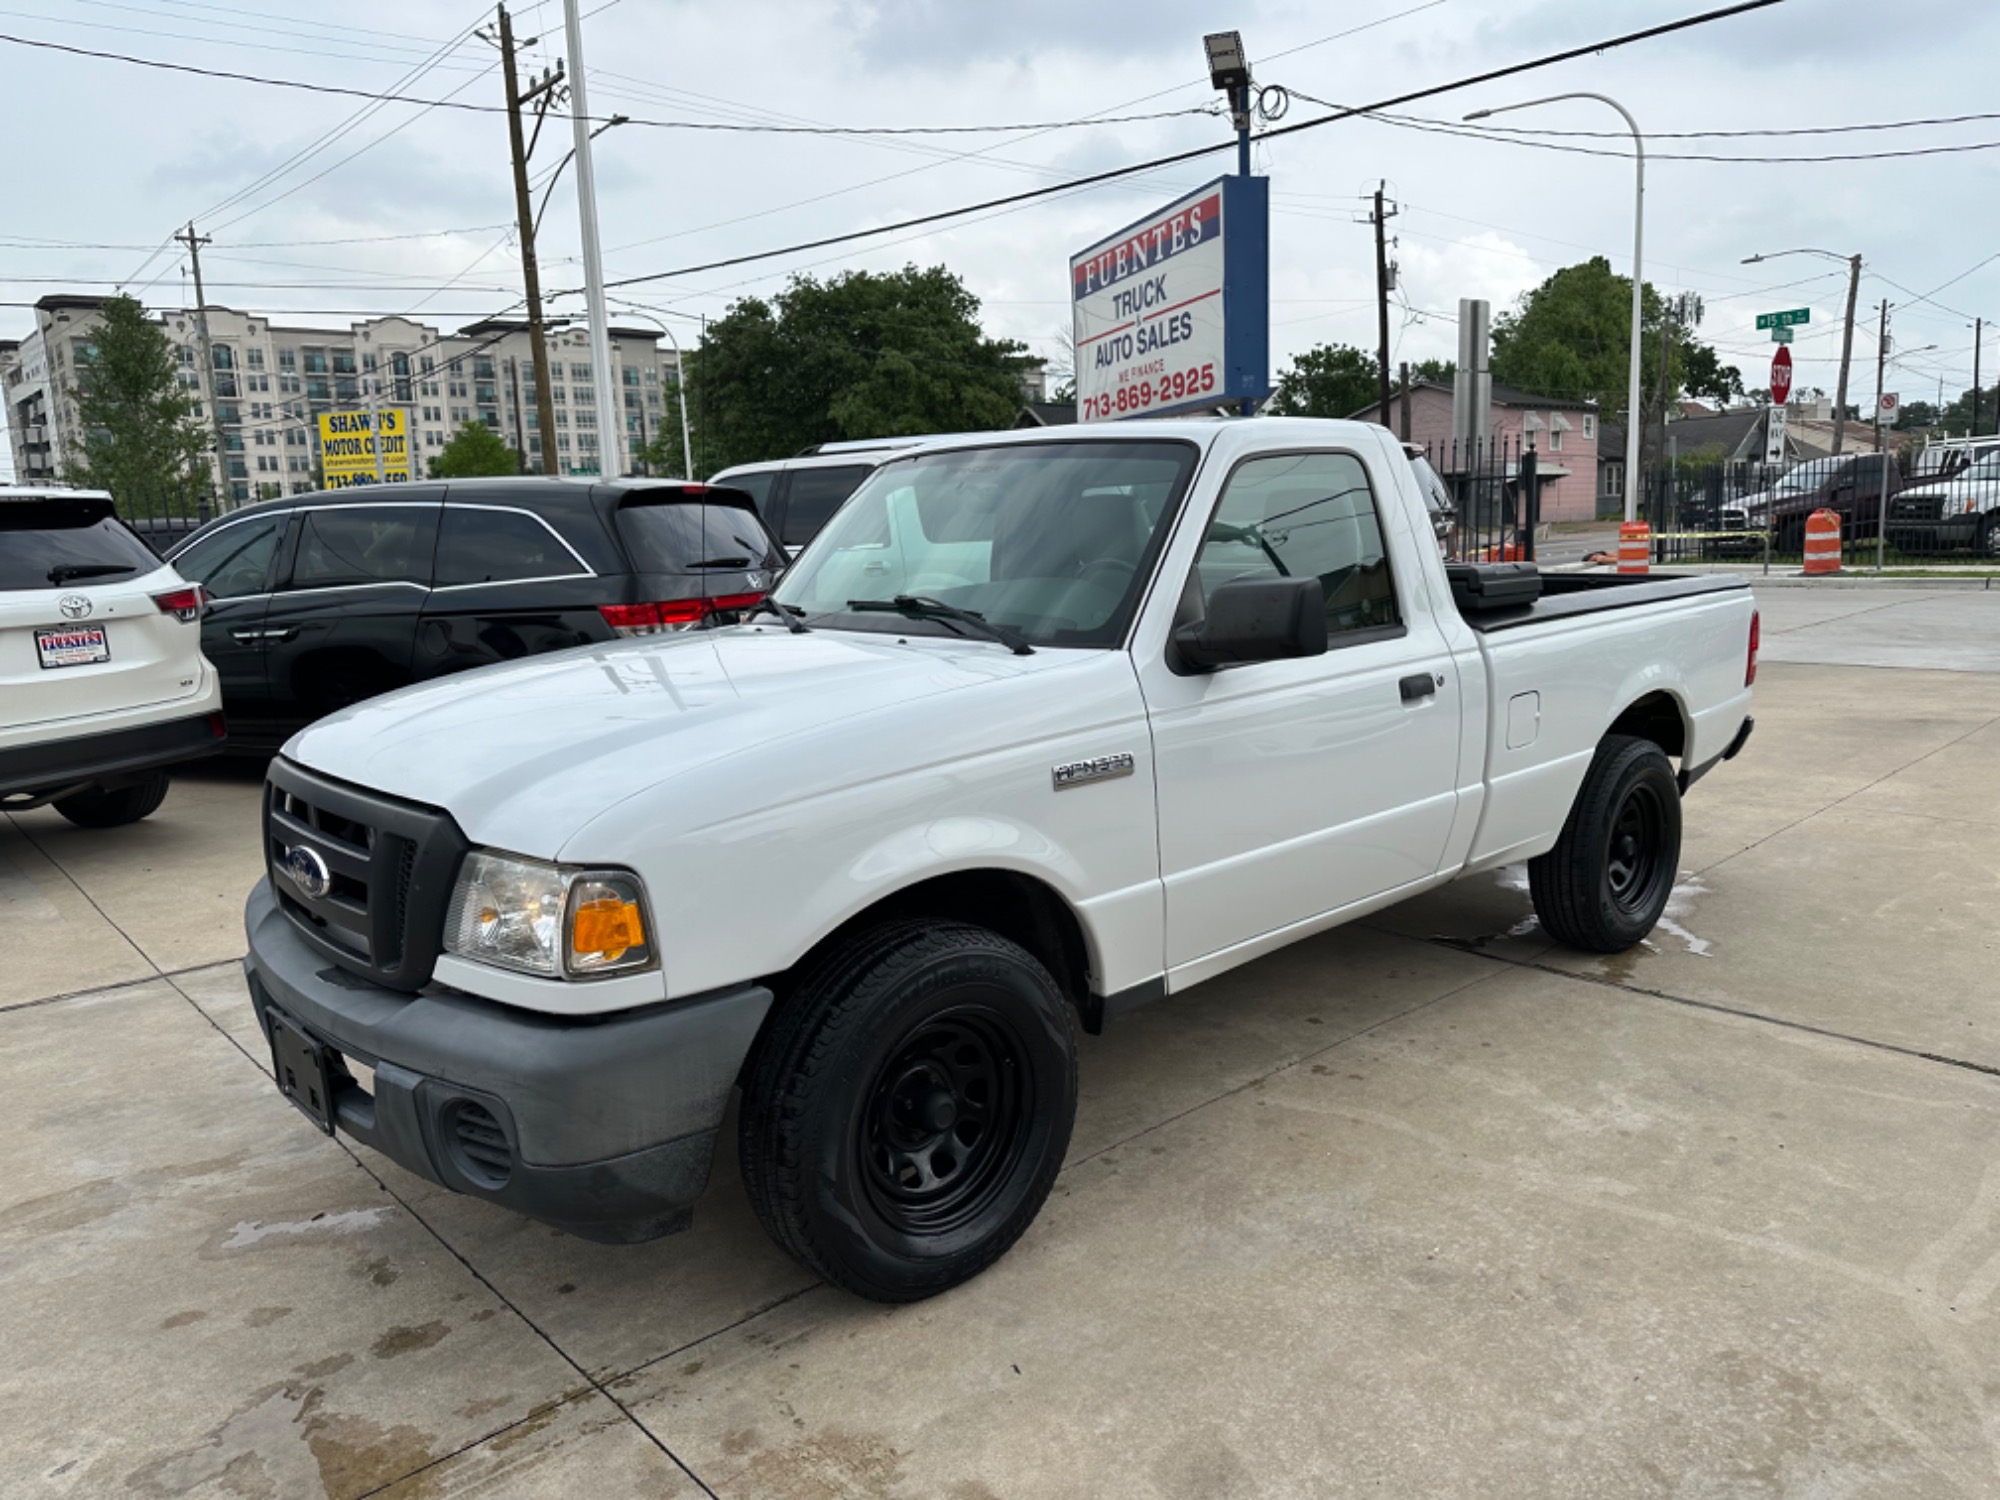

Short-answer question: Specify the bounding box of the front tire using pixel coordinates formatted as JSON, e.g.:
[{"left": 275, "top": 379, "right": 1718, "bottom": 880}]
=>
[
  {"left": 1529, "top": 736, "right": 1682, "bottom": 954},
  {"left": 738, "top": 922, "right": 1078, "bottom": 1303},
  {"left": 52, "top": 771, "right": 171, "bottom": 828}
]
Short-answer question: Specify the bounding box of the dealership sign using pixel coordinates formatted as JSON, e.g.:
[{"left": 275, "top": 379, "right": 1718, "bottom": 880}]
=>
[
  {"left": 1071, "top": 174, "right": 1269, "bottom": 421},
  {"left": 316, "top": 408, "right": 411, "bottom": 487}
]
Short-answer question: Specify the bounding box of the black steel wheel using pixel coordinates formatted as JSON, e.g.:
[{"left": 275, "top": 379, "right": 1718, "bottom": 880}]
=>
[
  {"left": 1530, "top": 734, "right": 1683, "bottom": 953},
  {"left": 739, "top": 922, "right": 1077, "bottom": 1302},
  {"left": 1982, "top": 514, "right": 2000, "bottom": 558},
  {"left": 859, "top": 1007, "right": 1031, "bottom": 1236}
]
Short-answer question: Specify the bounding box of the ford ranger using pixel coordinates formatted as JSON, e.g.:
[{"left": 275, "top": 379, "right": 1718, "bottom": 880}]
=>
[{"left": 244, "top": 419, "right": 1757, "bottom": 1302}]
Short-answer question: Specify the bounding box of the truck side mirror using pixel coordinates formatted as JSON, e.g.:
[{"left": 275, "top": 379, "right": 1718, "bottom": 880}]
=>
[{"left": 1172, "top": 576, "right": 1327, "bottom": 672}]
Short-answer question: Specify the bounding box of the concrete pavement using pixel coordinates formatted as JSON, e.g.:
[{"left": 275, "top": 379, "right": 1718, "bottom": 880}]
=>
[{"left": 4, "top": 589, "right": 1998, "bottom": 1497}]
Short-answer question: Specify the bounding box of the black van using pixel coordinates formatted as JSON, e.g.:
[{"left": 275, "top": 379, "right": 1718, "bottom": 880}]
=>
[{"left": 165, "top": 477, "right": 782, "bottom": 751}]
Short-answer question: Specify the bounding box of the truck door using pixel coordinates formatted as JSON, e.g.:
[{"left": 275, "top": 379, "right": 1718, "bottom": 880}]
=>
[{"left": 1137, "top": 449, "right": 1463, "bottom": 970}]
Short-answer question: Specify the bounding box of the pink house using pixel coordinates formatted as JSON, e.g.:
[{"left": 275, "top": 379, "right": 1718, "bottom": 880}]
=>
[{"left": 1349, "top": 380, "right": 1603, "bottom": 523}]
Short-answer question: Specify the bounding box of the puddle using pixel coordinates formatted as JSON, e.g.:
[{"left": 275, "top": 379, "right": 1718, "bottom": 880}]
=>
[
  {"left": 219, "top": 1206, "right": 391, "bottom": 1251},
  {"left": 1643, "top": 872, "right": 1714, "bottom": 958}
]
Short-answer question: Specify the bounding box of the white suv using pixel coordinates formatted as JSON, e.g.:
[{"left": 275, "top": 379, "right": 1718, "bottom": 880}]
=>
[{"left": 0, "top": 487, "right": 225, "bottom": 826}]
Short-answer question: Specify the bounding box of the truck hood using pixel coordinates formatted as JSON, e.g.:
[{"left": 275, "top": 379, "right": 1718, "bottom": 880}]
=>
[{"left": 285, "top": 627, "right": 1086, "bottom": 854}]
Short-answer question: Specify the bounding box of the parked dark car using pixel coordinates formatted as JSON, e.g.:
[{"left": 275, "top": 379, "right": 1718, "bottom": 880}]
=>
[
  {"left": 164, "top": 477, "right": 782, "bottom": 751},
  {"left": 1741, "top": 453, "right": 1906, "bottom": 550}
]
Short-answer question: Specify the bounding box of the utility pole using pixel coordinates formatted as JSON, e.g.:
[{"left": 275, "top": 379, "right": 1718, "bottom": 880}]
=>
[
  {"left": 494, "top": 6, "right": 562, "bottom": 475},
  {"left": 1972, "top": 317, "right": 1983, "bottom": 437},
  {"left": 1371, "top": 182, "right": 1397, "bottom": 425},
  {"left": 174, "top": 223, "right": 231, "bottom": 506},
  {"left": 561, "top": 0, "right": 623, "bottom": 476},
  {"left": 1875, "top": 299, "right": 1892, "bottom": 572},
  {"left": 1831, "top": 253, "right": 1861, "bottom": 455},
  {"left": 1874, "top": 299, "right": 1890, "bottom": 456}
]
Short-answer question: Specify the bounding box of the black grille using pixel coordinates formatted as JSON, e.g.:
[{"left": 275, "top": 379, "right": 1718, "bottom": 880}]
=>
[
  {"left": 445, "top": 1099, "right": 513, "bottom": 1187},
  {"left": 263, "top": 758, "right": 468, "bottom": 992}
]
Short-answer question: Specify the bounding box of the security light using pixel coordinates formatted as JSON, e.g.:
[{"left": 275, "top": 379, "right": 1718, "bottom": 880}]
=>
[{"left": 1204, "top": 31, "right": 1250, "bottom": 93}]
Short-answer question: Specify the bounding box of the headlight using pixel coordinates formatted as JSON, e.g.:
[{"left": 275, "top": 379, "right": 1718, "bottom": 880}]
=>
[
  {"left": 443, "top": 852, "right": 655, "bottom": 979},
  {"left": 1943, "top": 495, "right": 1975, "bottom": 517}
]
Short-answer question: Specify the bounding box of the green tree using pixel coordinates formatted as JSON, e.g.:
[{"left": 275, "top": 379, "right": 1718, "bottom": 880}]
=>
[
  {"left": 689, "top": 265, "right": 1029, "bottom": 471},
  {"left": 1266, "top": 342, "right": 1380, "bottom": 418},
  {"left": 1490, "top": 257, "right": 1741, "bottom": 442},
  {"left": 429, "top": 420, "right": 520, "bottom": 478},
  {"left": 1410, "top": 357, "right": 1456, "bottom": 385},
  {"left": 62, "top": 294, "right": 210, "bottom": 497}
]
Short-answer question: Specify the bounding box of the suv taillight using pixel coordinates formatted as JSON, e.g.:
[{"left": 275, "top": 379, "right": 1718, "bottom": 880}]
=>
[
  {"left": 1746, "top": 609, "right": 1760, "bottom": 687},
  {"left": 151, "top": 584, "right": 205, "bottom": 622},
  {"left": 599, "top": 592, "right": 766, "bottom": 637}
]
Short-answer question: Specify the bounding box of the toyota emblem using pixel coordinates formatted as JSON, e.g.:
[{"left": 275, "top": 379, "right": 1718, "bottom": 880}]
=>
[
  {"left": 281, "top": 844, "right": 332, "bottom": 900},
  {"left": 58, "top": 594, "right": 92, "bottom": 619}
]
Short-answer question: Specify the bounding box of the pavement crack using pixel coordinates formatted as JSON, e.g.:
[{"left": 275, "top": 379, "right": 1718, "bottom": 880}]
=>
[
  {"left": 1413, "top": 934, "right": 2000, "bottom": 1082},
  {"left": 4, "top": 816, "right": 723, "bottom": 1499},
  {"left": 1693, "top": 703, "right": 2000, "bottom": 878}
]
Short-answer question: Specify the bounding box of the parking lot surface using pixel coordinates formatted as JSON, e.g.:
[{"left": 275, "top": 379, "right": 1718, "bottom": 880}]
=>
[{"left": 5, "top": 586, "right": 1998, "bottom": 1498}]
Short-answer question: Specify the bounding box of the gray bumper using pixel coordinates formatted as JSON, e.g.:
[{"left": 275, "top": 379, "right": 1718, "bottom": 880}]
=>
[{"left": 243, "top": 878, "right": 772, "bottom": 1243}]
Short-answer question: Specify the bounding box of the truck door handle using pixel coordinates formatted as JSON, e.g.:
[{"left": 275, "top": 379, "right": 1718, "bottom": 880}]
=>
[{"left": 1399, "top": 672, "right": 1438, "bottom": 702}]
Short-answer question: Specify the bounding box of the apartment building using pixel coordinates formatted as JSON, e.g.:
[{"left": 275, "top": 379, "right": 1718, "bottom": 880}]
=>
[{"left": 0, "top": 295, "right": 681, "bottom": 503}]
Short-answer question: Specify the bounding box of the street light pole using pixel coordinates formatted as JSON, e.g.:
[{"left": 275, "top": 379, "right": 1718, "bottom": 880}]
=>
[
  {"left": 1468, "top": 93, "right": 1643, "bottom": 522},
  {"left": 609, "top": 306, "right": 695, "bottom": 479},
  {"left": 561, "top": 0, "right": 623, "bottom": 476},
  {"left": 1742, "top": 248, "right": 1862, "bottom": 454}
]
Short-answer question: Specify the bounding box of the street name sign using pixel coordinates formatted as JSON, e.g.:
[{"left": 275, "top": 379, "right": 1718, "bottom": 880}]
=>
[
  {"left": 1756, "top": 308, "right": 1811, "bottom": 330},
  {"left": 1770, "top": 326, "right": 1793, "bottom": 344}
]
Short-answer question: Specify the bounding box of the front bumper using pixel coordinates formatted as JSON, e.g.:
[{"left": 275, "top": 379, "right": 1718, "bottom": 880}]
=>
[
  {"left": 0, "top": 707, "right": 225, "bottom": 800},
  {"left": 244, "top": 878, "right": 773, "bottom": 1242}
]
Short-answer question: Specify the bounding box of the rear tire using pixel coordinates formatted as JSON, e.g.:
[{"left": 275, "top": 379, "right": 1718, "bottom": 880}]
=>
[
  {"left": 738, "top": 922, "right": 1078, "bottom": 1303},
  {"left": 1529, "top": 736, "right": 1681, "bottom": 954},
  {"left": 1982, "top": 514, "right": 2000, "bottom": 558},
  {"left": 52, "top": 771, "right": 171, "bottom": 829}
]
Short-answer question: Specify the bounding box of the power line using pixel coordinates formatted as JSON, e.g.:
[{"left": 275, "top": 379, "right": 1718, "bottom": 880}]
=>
[
  {"left": 1291, "top": 91, "right": 2000, "bottom": 164},
  {"left": 1417, "top": 109, "right": 2000, "bottom": 140},
  {"left": 577, "top": 0, "right": 1784, "bottom": 294},
  {"left": 0, "top": 30, "right": 1225, "bottom": 136}
]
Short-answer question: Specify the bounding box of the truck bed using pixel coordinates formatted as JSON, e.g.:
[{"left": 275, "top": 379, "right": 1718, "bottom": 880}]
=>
[{"left": 1455, "top": 571, "right": 1749, "bottom": 633}]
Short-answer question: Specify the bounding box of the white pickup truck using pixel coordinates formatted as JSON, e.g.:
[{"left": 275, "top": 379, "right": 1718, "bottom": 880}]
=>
[{"left": 244, "top": 419, "right": 1757, "bottom": 1302}]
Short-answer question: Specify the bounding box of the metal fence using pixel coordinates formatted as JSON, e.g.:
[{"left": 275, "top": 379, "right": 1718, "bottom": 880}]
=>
[
  {"left": 1417, "top": 434, "right": 1540, "bottom": 564},
  {"left": 1635, "top": 452, "right": 2000, "bottom": 568},
  {"left": 103, "top": 480, "right": 232, "bottom": 554}
]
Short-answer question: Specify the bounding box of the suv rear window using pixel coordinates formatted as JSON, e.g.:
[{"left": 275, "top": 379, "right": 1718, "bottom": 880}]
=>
[
  {"left": 0, "top": 500, "right": 159, "bottom": 591},
  {"left": 615, "top": 499, "right": 782, "bottom": 574}
]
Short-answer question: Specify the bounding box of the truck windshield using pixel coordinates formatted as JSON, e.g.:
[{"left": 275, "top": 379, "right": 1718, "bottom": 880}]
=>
[{"left": 771, "top": 440, "right": 1197, "bottom": 649}]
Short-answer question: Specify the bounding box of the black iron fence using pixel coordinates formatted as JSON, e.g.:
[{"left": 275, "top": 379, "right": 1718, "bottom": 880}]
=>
[
  {"left": 1634, "top": 453, "right": 2000, "bottom": 568},
  {"left": 1416, "top": 434, "right": 1540, "bottom": 563},
  {"left": 101, "top": 480, "right": 234, "bottom": 554}
]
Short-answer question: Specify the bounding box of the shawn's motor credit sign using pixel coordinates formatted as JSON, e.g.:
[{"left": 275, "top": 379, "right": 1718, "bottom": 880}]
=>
[{"left": 1071, "top": 175, "right": 1269, "bottom": 421}]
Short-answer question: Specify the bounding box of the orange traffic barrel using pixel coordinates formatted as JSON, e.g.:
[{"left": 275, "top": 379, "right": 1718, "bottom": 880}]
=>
[
  {"left": 1802, "top": 508, "right": 1842, "bottom": 575},
  {"left": 1479, "top": 541, "right": 1526, "bottom": 562},
  {"left": 1617, "top": 521, "right": 1650, "bottom": 574}
]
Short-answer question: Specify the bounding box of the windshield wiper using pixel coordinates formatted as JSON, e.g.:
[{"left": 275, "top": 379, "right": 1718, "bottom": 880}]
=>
[
  {"left": 745, "top": 596, "right": 808, "bottom": 634},
  {"left": 688, "top": 555, "right": 754, "bottom": 568},
  {"left": 846, "top": 595, "right": 1034, "bottom": 656},
  {"left": 47, "top": 562, "right": 136, "bottom": 583}
]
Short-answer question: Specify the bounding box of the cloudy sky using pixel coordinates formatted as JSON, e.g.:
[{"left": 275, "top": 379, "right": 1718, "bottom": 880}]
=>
[{"left": 5, "top": 0, "right": 1997, "bottom": 475}]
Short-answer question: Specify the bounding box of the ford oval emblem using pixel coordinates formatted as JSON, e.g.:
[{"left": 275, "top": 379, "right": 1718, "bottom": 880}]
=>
[
  {"left": 281, "top": 844, "right": 332, "bottom": 900},
  {"left": 58, "top": 594, "right": 92, "bottom": 619}
]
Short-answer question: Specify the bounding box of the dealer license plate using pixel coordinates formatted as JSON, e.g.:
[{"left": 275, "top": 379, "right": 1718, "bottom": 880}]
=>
[{"left": 35, "top": 625, "right": 110, "bottom": 669}]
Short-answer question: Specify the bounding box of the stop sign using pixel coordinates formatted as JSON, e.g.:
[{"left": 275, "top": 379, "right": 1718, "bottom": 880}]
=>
[{"left": 1770, "top": 345, "right": 1793, "bottom": 405}]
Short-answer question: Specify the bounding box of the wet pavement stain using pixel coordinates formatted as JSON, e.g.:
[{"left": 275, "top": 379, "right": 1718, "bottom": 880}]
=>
[
  {"left": 160, "top": 1310, "right": 207, "bottom": 1330},
  {"left": 371, "top": 1322, "right": 450, "bottom": 1360},
  {"left": 245, "top": 1306, "right": 292, "bottom": 1328},
  {"left": 734, "top": 1428, "right": 907, "bottom": 1500}
]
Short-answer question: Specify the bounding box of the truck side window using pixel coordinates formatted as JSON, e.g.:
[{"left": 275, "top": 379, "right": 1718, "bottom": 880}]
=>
[
  {"left": 1194, "top": 452, "right": 1400, "bottom": 639},
  {"left": 782, "top": 466, "right": 871, "bottom": 548}
]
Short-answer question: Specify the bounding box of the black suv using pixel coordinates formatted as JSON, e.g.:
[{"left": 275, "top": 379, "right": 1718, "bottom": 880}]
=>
[{"left": 165, "top": 477, "right": 781, "bottom": 751}]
